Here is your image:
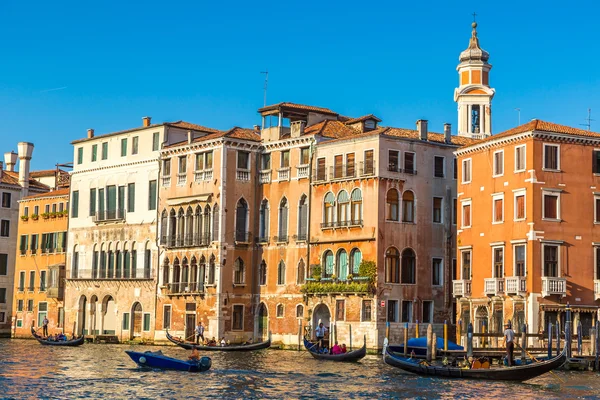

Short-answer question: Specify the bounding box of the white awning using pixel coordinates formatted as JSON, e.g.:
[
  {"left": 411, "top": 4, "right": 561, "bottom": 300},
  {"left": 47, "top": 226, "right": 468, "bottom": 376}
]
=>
[{"left": 166, "top": 194, "right": 212, "bottom": 206}]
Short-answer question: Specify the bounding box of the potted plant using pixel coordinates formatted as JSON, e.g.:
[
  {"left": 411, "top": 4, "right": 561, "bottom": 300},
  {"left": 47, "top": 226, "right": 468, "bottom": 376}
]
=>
[
  {"left": 61, "top": 210, "right": 69, "bottom": 217},
  {"left": 20, "top": 215, "right": 29, "bottom": 221},
  {"left": 50, "top": 212, "right": 57, "bottom": 218},
  {"left": 346, "top": 273, "right": 354, "bottom": 281},
  {"left": 31, "top": 214, "right": 39, "bottom": 221},
  {"left": 41, "top": 212, "right": 50, "bottom": 219}
]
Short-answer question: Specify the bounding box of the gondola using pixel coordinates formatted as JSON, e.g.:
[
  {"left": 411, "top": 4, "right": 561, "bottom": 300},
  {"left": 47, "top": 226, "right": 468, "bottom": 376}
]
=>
[
  {"left": 303, "top": 336, "right": 367, "bottom": 362},
  {"left": 31, "top": 327, "right": 85, "bottom": 347},
  {"left": 125, "top": 350, "right": 211, "bottom": 372},
  {"left": 382, "top": 338, "right": 567, "bottom": 381},
  {"left": 165, "top": 330, "right": 271, "bottom": 351}
]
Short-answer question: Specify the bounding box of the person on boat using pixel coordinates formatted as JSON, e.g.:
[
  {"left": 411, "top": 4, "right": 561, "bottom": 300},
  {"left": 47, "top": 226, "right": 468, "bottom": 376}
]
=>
[
  {"left": 502, "top": 322, "right": 515, "bottom": 367},
  {"left": 220, "top": 337, "right": 226, "bottom": 347},
  {"left": 195, "top": 322, "right": 205, "bottom": 345},
  {"left": 207, "top": 337, "right": 217, "bottom": 346},
  {"left": 341, "top": 344, "right": 347, "bottom": 354},
  {"left": 42, "top": 316, "right": 49, "bottom": 337},
  {"left": 315, "top": 322, "right": 328, "bottom": 351},
  {"left": 331, "top": 341, "right": 342, "bottom": 355},
  {"left": 188, "top": 347, "right": 200, "bottom": 361},
  {"left": 244, "top": 338, "right": 253, "bottom": 345},
  {"left": 57, "top": 333, "right": 67, "bottom": 341}
]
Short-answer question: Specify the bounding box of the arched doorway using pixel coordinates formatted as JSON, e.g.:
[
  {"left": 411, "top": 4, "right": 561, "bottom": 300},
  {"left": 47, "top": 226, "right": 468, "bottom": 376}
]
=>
[
  {"left": 312, "top": 304, "right": 331, "bottom": 341},
  {"left": 131, "top": 302, "right": 143, "bottom": 339},
  {"left": 77, "top": 296, "right": 87, "bottom": 336},
  {"left": 101, "top": 295, "right": 116, "bottom": 335},
  {"left": 89, "top": 295, "right": 98, "bottom": 336},
  {"left": 475, "top": 306, "right": 489, "bottom": 347},
  {"left": 256, "top": 303, "right": 268, "bottom": 341}
]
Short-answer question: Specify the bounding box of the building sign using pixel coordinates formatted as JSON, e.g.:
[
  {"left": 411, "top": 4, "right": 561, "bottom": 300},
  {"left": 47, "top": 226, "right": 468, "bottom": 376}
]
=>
[{"left": 380, "top": 301, "right": 385, "bottom": 307}]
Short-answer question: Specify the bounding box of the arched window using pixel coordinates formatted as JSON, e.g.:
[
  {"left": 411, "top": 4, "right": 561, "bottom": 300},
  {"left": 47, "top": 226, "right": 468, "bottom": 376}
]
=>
[
  {"left": 278, "top": 197, "right": 288, "bottom": 242},
  {"left": 259, "top": 260, "right": 267, "bottom": 286},
  {"left": 198, "top": 256, "right": 206, "bottom": 290},
  {"left": 131, "top": 241, "right": 137, "bottom": 279},
  {"left": 323, "top": 192, "right": 335, "bottom": 226},
  {"left": 401, "top": 248, "right": 416, "bottom": 284},
  {"left": 385, "top": 247, "right": 400, "bottom": 283},
  {"left": 402, "top": 191, "right": 415, "bottom": 223},
  {"left": 337, "top": 190, "right": 349, "bottom": 225},
  {"left": 351, "top": 188, "right": 362, "bottom": 225},
  {"left": 168, "top": 209, "right": 177, "bottom": 247},
  {"left": 123, "top": 242, "right": 130, "bottom": 278},
  {"left": 92, "top": 244, "right": 99, "bottom": 279},
  {"left": 212, "top": 204, "right": 220, "bottom": 242},
  {"left": 276, "top": 304, "right": 284, "bottom": 318},
  {"left": 190, "top": 256, "right": 198, "bottom": 292},
  {"left": 194, "top": 205, "right": 203, "bottom": 245},
  {"left": 337, "top": 249, "right": 348, "bottom": 280},
  {"left": 350, "top": 248, "right": 362, "bottom": 275},
  {"left": 162, "top": 257, "right": 170, "bottom": 286},
  {"left": 297, "top": 258, "right": 306, "bottom": 285},
  {"left": 115, "top": 243, "right": 122, "bottom": 278},
  {"left": 386, "top": 189, "right": 399, "bottom": 221},
  {"left": 185, "top": 207, "right": 194, "bottom": 246},
  {"left": 208, "top": 255, "right": 215, "bottom": 285},
  {"left": 235, "top": 199, "right": 248, "bottom": 242},
  {"left": 322, "top": 250, "right": 334, "bottom": 278},
  {"left": 107, "top": 242, "right": 115, "bottom": 278},
  {"left": 298, "top": 195, "right": 308, "bottom": 240},
  {"left": 181, "top": 257, "right": 189, "bottom": 292},
  {"left": 143, "top": 241, "right": 151, "bottom": 279},
  {"left": 259, "top": 200, "right": 269, "bottom": 242},
  {"left": 234, "top": 258, "right": 245, "bottom": 284},
  {"left": 177, "top": 208, "right": 185, "bottom": 246},
  {"left": 160, "top": 210, "right": 168, "bottom": 245},
  {"left": 296, "top": 304, "right": 304, "bottom": 318},
  {"left": 277, "top": 260, "right": 286, "bottom": 285},
  {"left": 172, "top": 257, "right": 181, "bottom": 293},
  {"left": 204, "top": 205, "right": 212, "bottom": 243}
]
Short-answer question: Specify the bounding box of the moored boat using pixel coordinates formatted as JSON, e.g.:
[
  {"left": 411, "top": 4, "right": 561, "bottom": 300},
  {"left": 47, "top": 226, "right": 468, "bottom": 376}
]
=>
[
  {"left": 382, "top": 338, "right": 567, "bottom": 381},
  {"left": 166, "top": 330, "right": 271, "bottom": 352},
  {"left": 303, "top": 336, "right": 367, "bottom": 362},
  {"left": 31, "top": 327, "right": 85, "bottom": 347},
  {"left": 125, "top": 350, "right": 211, "bottom": 372},
  {"left": 388, "top": 337, "right": 463, "bottom": 356}
]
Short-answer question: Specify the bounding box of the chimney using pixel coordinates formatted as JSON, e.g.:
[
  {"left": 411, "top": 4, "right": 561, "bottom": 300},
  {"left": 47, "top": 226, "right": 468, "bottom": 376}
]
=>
[
  {"left": 17, "top": 142, "right": 34, "bottom": 196},
  {"left": 417, "top": 119, "right": 428, "bottom": 141},
  {"left": 87, "top": 128, "right": 94, "bottom": 138},
  {"left": 253, "top": 125, "right": 260, "bottom": 132},
  {"left": 0, "top": 161, "right": 3, "bottom": 179},
  {"left": 444, "top": 123, "right": 452, "bottom": 143},
  {"left": 142, "top": 116, "right": 152, "bottom": 127},
  {"left": 4, "top": 151, "right": 17, "bottom": 172},
  {"left": 187, "top": 130, "right": 193, "bottom": 144}
]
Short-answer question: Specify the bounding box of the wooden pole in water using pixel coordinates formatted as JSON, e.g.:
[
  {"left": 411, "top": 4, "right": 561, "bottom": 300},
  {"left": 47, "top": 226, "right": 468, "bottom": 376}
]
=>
[
  {"left": 521, "top": 324, "right": 527, "bottom": 362},
  {"left": 415, "top": 320, "right": 419, "bottom": 339},
  {"left": 349, "top": 324, "right": 352, "bottom": 351},
  {"left": 298, "top": 320, "right": 302, "bottom": 351},
  {"left": 426, "top": 324, "right": 432, "bottom": 362},
  {"left": 386, "top": 321, "right": 390, "bottom": 340},
  {"left": 443, "top": 320, "right": 448, "bottom": 352},
  {"left": 577, "top": 321, "right": 582, "bottom": 356},
  {"left": 467, "top": 322, "right": 473, "bottom": 359},
  {"left": 482, "top": 319, "right": 487, "bottom": 349},
  {"left": 547, "top": 322, "right": 553, "bottom": 360},
  {"left": 591, "top": 324, "right": 596, "bottom": 357},
  {"left": 432, "top": 332, "right": 437, "bottom": 361},
  {"left": 556, "top": 320, "right": 561, "bottom": 357},
  {"left": 403, "top": 322, "right": 408, "bottom": 356},
  {"left": 566, "top": 303, "right": 572, "bottom": 359},
  {"left": 596, "top": 320, "right": 600, "bottom": 371}
]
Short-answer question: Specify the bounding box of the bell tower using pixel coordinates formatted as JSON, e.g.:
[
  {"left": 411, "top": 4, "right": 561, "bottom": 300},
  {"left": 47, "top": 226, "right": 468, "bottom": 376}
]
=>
[{"left": 454, "top": 19, "right": 495, "bottom": 139}]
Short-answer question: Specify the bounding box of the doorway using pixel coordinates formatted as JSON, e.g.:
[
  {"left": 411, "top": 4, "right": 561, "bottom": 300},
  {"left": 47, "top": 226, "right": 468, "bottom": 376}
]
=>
[
  {"left": 257, "top": 303, "right": 268, "bottom": 341},
  {"left": 185, "top": 314, "right": 196, "bottom": 342},
  {"left": 77, "top": 295, "right": 87, "bottom": 336},
  {"left": 132, "top": 302, "right": 143, "bottom": 338},
  {"left": 312, "top": 304, "right": 331, "bottom": 343}
]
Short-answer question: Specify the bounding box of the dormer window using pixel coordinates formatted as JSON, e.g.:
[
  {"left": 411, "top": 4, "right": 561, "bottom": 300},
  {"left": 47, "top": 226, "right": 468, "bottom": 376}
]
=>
[{"left": 364, "top": 119, "right": 376, "bottom": 131}]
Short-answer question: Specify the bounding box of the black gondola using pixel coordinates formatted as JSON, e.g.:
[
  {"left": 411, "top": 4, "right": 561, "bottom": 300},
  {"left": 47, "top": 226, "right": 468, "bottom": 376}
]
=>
[
  {"left": 303, "top": 336, "right": 367, "bottom": 362},
  {"left": 31, "top": 327, "right": 85, "bottom": 347},
  {"left": 165, "top": 330, "right": 271, "bottom": 352},
  {"left": 382, "top": 339, "right": 567, "bottom": 381}
]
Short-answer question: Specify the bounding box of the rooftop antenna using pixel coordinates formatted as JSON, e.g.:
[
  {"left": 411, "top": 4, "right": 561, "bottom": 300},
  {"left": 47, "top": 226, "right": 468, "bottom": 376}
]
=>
[
  {"left": 261, "top": 70, "right": 269, "bottom": 107},
  {"left": 580, "top": 108, "right": 594, "bottom": 131},
  {"left": 515, "top": 108, "right": 521, "bottom": 126}
]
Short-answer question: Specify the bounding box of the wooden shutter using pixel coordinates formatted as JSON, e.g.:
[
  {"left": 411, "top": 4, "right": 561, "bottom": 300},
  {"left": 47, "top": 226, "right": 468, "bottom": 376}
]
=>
[
  {"left": 334, "top": 155, "right": 343, "bottom": 178},
  {"left": 365, "top": 150, "right": 374, "bottom": 174},
  {"left": 317, "top": 158, "right": 326, "bottom": 180},
  {"left": 517, "top": 195, "right": 525, "bottom": 219},
  {"left": 464, "top": 204, "right": 471, "bottom": 226},
  {"left": 494, "top": 199, "right": 503, "bottom": 221},
  {"left": 346, "top": 153, "right": 355, "bottom": 177}
]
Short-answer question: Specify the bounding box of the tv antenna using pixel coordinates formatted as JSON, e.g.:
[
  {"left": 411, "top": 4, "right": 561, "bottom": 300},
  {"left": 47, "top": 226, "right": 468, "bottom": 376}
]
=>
[
  {"left": 515, "top": 108, "right": 521, "bottom": 126},
  {"left": 261, "top": 70, "right": 269, "bottom": 107},
  {"left": 580, "top": 108, "right": 594, "bottom": 131}
]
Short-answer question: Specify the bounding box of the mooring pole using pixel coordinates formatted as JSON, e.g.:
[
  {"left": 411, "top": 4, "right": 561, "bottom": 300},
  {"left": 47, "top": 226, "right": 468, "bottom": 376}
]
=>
[
  {"left": 444, "top": 320, "right": 448, "bottom": 352},
  {"left": 521, "top": 324, "right": 527, "bottom": 362},
  {"left": 556, "top": 320, "right": 561, "bottom": 357},
  {"left": 566, "top": 303, "right": 572, "bottom": 359},
  {"left": 467, "top": 322, "right": 473, "bottom": 359},
  {"left": 403, "top": 322, "right": 408, "bottom": 356},
  {"left": 548, "top": 322, "right": 553, "bottom": 360}
]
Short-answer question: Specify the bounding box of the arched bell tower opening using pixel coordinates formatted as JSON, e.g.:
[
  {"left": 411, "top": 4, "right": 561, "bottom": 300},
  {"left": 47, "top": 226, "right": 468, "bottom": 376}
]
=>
[{"left": 454, "top": 20, "right": 495, "bottom": 139}]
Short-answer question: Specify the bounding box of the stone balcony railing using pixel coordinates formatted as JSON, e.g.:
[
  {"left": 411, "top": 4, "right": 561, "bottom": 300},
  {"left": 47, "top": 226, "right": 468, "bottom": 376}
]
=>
[
  {"left": 161, "top": 176, "right": 171, "bottom": 187},
  {"left": 484, "top": 278, "right": 505, "bottom": 296},
  {"left": 236, "top": 169, "right": 250, "bottom": 182},
  {"left": 259, "top": 170, "right": 271, "bottom": 184},
  {"left": 452, "top": 279, "right": 472, "bottom": 297},
  {"left": 277, "top": 167, "right": 290, "bottom": 181},
  {"left": 194, "top": 169, "right": 213, "bottom": 183},
  {"left": 296, "top": 165, "right": 309, "bottom": 179},
  {"left": 177, "top": 172, "right": 187, "bottom": 186},
  {"left": 541, "top": 276, "right": 567, "bottom": 297},
  {"left": 505, "top": 277, "right": 527, "bottom": 296}
]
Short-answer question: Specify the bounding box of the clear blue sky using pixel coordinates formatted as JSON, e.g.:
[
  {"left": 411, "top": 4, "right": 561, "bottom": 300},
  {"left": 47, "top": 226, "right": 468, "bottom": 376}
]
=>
[{"left": 1, "top": 0, "right": 599, "bottom": 170}]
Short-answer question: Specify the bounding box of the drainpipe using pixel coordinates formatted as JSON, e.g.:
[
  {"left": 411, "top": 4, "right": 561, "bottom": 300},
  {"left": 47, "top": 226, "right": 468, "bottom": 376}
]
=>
[
  {"left": 153, "top": 127, "right": 165, "bottom": 342},
  {"left": 252, "top": 145, "right": 261, "bottom": 338},
  {"left": 307, "top": 138, "right": 315, "bottom": 286},
  {"left": 445, "top": 184, "right": 453, "bottom": 311}
]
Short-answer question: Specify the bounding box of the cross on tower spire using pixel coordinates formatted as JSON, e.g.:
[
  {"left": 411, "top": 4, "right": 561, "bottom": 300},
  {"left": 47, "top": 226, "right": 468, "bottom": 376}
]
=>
[{"left": 472, "top": 12, "right": 477, "bottom": 23}]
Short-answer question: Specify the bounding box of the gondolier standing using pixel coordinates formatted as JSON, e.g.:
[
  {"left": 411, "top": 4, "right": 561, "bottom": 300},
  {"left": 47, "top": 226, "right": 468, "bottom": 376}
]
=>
[
  {"left": 195, "top": 322, "right": 205, "bottom": 345},
  {"left": 42, "top": 316, "right": 49, "bottom": 337},
  {"left": 503, "top": 321, "right": 515, "bottom": 366},
  {"left": 315, "top": 322, "right": 328, "bottom": 351}
]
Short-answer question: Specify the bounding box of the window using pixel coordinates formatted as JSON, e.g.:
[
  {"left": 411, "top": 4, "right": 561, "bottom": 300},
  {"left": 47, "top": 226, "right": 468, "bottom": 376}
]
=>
[
  {"left": 259, "top": 260, "right": 267, "bottom": 286},
  {"left": 389, "top": 150, "right": 400, "bottom": 172},
  {"left": 543, "top": 245, "right": 559, "bottom": 277},
  {"left": 30, "top": 234, "right": 38, "bottom": 254},
  {"left": 350, "top": 189, "right": 362, "bottom": 224},
  {"left": 385, "top": 247, "right": 400, "bottom": 283},
  {"left": 337, "top": 249, "right": 348, "bottom": 280},
  {"left": 0, "top": 254, "right": 6, "bottom": 275},
  {"left": 337, "top": 191, "right": 349, "bottom": 224},
  {"left": 401, "top": 301, "right": 413, "bottom": 323},
  {"left": 386, "top": 189, "right": 399, "bottom": 221},
  {"left": 29, "top": 270, "right": 35, "bottom": 291},
  {"left": 91, "top": 144, "right": 98, "bottom": 162},
  {"left": 543, "top": 192, "right": 559, "bottom": 220},
  {"left": 296, "top": 304, "right": 304, "bottom": 318},
  {"left": 387, "top": 300, "right": 398, "bottom": 322},
  {"left": 34, "top": 205, "right": 39, "bottom": 216},
  {"left": 161, "top": 305, "right": 172, "bottom": 329},
  {"left": 493, "top": 194, "right": 504, "bottom": 223},
  {"left": 277, "top": 260, "right": 286, "bottom": 285},
  {"left": 300, "top": 147, "right": 310, "bottom": 165},
  {"left": 316, "top": 158, "right": 326, "bottom": 180},
  {"left": 278, "top": 198, "right": 288, "bottom": 240},
  {"left": 143, "top": 313, "right": 151, "bottom": 331},
  {"left": 298, "top": 195, "right": 308, "bottom": 239},
  {"left": 27, "top": 299, "right": 33, "bottom": 311},
  {"left": 122, "top": 313, "right": 130, "bottom": 330},
  {"left": 422, "top": 301, "right": 433, "bottom": 324},
  {"left": 45, "top": 204, "right": 50, "bottom": 214},
  {"left": 152, "top": 132, "right": 160, "bottom": 151},
  {"left": 132, "top": 136, "right": 139, "bottom": 155},
  {"left": 543, "top": 144, "right": 560, "bottom": 170},
  {"left": 0, "top": 220, "right": 9, "bottom": 237},
  {"left": 452, "top": 259, "right": 457, "bottom": 280},
  {"left": 148, "top": 180, "right": 157, "bottom": 210},
  {"left": 17, "top": 299, "right": 23, "bottom": 312},
  {"left": 233, "top": 258, "right": 245, "bottom": 284},
  {"left": 461, "top": 250, "right": 471, "bottom": 279},
  {"left": 280, "top": 150, "right": 290, "bottom": 168},
  {"left": 178, "top": 156, "right": 187, "bottom": 175},
  {"left": 434, "top": 156, "right": 445, "bottom": 178},
  {"left": 232, "top": 305, "right": 244, "bottom": 330},
  {"left": 18, "top": 271, "right": 25, "bottom": 291},
  {"left": 433, "top": 197, "right": 443, "bottom": 223},
  {"left": 404, "top": 152, "right": 415, "bottom": 174},
  {"left": 462, "top": 159, "right": 472, "bottom": 183},
  {"left": 127, "top": 183, "right": 135, "bottom": 213},
  {"left": 237, "top": 151, "right": 250, "bottom": 170},
  {"left": 258, "top": 200, "right": 269, "bottom": 241},
  {"left": 101, "top": 142, "right": 108, "bottom": 160},
  {"left": 461, "top": 200, "right": 471, "bottom": 228},
  {"left": 334, "top": 155, "right": 343, "bottom": 178},
  {"left": 77, "top": 147, "right": 83, "bottom": 164},
  {"left": 276, "top": 304, "right": 284, "bottom": 318},
  {"left": 362, "top": 300, "right": 372, "bottom": 321},
  {"left": 346, "top": 153, "right": 355, "bottom": 177},
  {"left": 493, "top": 247, "right": 504, "bottom": 278},
  {"left": 364, "top": 150, "right": 374, "bottom": 175},
  {"left": 39, "top": 271, "right": 46, "bottom": 291},
  {"left": 336, "top": 300, "right": 345, "bottom": 321},
  {"left": 453, "top": 158, "right": 457, "bottom": 180},
  {"left": 162, "top": 159, "right": 171, "bottom": 176},
  {"left": 37, "top": 302, "right": 48, "bottom": 327},
  {"left": 401, "top": 249, "right": 416, "bottom": 284},
  {"left": 322, "top": 250, "right": 334, "bottom": 278},
  {"left": 323, "top": 192, "right": 334, "bottom": 226},
  {"left": 121, "top": 138, "right": 128, "bottom": 157},
  {"left": 432, "top": 258, "right": 443, "bottom": 286},
  {"left": 350, "top": 248, "right": 362, "bottom": 275},
  {"left": 71, "top": 191, "right": 79, "bottom": 218},
  {"left": 297, "top": 259, "right": 305, "bottom": 285},
  {"left": 19, "top": 235, "right": 28, "bottom": 255},
  {"left": 1, "top": 193, "right": 11, "bottom": 208},
  {"left": 260, "top": 153, "right": 271, "bottom": 170},
  {"left": 514, "top": 244, "right": 526, "bottom": 277},
  {"left": 515, "top": 145, "right": 526, "bottom": 172},
  {"left": 0, "top": 288, "right": 5, "bottom": 303},
  {"left": 452, "top": 198, "right": 457, "bottom": 225},
  {"left": 402, "top": 191, "right": 415, "bottom": 223},
  {"left": 515, "top": 191, "right": 526, "bottom": 220},
  {"left": 493, "top": 150, "right": 504, "bottom": 176}
]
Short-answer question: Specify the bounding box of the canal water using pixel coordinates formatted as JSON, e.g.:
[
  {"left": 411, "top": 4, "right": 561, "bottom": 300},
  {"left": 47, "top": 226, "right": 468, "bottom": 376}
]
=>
[{"left": 1, "top": 339, "right": 599, "bottom": 399}]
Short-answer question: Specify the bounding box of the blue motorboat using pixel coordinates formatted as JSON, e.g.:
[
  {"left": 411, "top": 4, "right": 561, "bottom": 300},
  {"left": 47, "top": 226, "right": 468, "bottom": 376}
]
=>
[
  {"left": 388, "top": 337, "right": 464, "bottom": 356},
  {"left": 125, "top": 350, "right": 211, "bottom": 372}
]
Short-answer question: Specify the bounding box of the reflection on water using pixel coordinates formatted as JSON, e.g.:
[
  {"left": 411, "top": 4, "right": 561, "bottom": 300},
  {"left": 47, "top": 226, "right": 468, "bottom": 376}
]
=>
[{"left": 1, "top": 338, "right": 599, "bottom": 399}]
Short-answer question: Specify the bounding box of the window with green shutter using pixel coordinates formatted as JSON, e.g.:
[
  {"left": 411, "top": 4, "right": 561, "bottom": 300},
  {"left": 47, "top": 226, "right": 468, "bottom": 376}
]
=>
[
  {"left": 91, "top": 144, "right": 97, "bottom": 162},
  {"left": 132, "top": 136, "right": 139, "bottom": 155},
  {"left": 19, "top": 235, "right": 28, "bottom": 255},
  {"left": 90, "top": 188, "right": 96, "bottom": 216},
  {"left": 77, "top": 148, "right": 83, "bottom": 164},
  {"left": 121, "top": 138, "right": 128, "bottom": 157},
  {"left": 122, "top": 313, "right": 130, "bottom": 330},
  {"left": 101, "top": 142, "right": 108, "bottom": 160},
  {"left": 152, "top": 132, "right": 160, "bottom": 151},
  {"left": 128, "top": 183, "right": 135, "bottom": 212},
  {"left": 143, "top": 313, "right": 150, "bottom": 331},
  {"left": 148, "top": 180, "right": 157, "bottom": 210},
  {"left": 71, "top": 191, "right": 79, "bottom": 218}
]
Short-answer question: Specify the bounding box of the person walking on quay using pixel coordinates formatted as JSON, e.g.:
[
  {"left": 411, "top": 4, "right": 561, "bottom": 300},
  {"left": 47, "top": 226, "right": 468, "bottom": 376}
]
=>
[
  {"left": 195, "top": 322, "right": 205, "bottom": 345},
  {"left": 315, "top": 322, "right": 328, "bottom": 351},
  {"left": 42, "top": 316, "right": 49, "bottom": 337},
  {"left": 503, "top": 322, "right": 515, "bottom": 367}
]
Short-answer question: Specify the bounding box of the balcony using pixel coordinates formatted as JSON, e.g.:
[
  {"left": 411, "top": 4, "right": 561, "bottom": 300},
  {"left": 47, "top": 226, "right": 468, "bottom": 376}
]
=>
[
  {"left": 277, "top": 167, "right": 290, "bottom": 181},
  {"left": 388, "top": 164, "right": 402, "bottom": 173},
  {"left": 236, "top": 170, "right": 250, "bottom": 182},
  {"left": 177, "top": 172, "right": 187, "bottom": 186},
  {"left": 301, "top": 278, "right": 372, "bottom": 295},
  {"left": 359, "top": 160, "right": 376, "bottom": 177},
  {"left": 259, "top": 170, "right": 272, "bottom": 184},
  {"left": 404, "top": 168, "right": 417, "bottom": 175},
  {"left": 596, "top": 280, "right": 600, "bottom": 301},
  {"left": 165, "top": 281, "right": 205, "bottom": 295},
  {"left": 194, "top": 169, "right": 213, "bottom": 183},
  {"left": 297, "top": 165, "right": 309, "bottom": 179},
  {"left": 162, "top": 176, "right": 171, "bottom": 187},
  {"left": 452, "top": 279, "right": 472, "bottom": 297},
  {"left": 506, "top": 277, "right": 527, "bottom": 296},
  {"left": 484, "top": 278, "right": 505, "bottom": 296},
  {"left": 541, "top": 277, "right": 566, "bottom": 297},
  {"left": 329, "top": 165, "right": 356, "bottom": 181},
  {"left": 93, "top": 209, "right": 126, "bottom": 223}
]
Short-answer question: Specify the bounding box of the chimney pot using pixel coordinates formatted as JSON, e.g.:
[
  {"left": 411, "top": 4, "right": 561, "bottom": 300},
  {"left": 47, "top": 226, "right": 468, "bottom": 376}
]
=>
[
  {"left": 417, "top": 119, "right": 428, "bottom": 141},
  {"left": 4, "top": 151, "right": 17, "bottom": 172},
  {"left": 143, "top": 116, "right": 152, "bottom": 127},
  {"left": 87, "top": 129, "right": 94, "bottom": 138},
  {"left": 17, "top": 142, "right": 34, "bottom": 196},
  {"left": 444, "top": 123, "right": 452, "bottom": 143},
  {"left": 253, "top": 125, "right": 260, "bottom": 131}
]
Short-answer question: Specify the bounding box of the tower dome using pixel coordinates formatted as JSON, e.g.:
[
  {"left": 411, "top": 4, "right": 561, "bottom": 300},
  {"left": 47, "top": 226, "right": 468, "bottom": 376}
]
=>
[{"left": 459, "top": 22, "right": 490, "bottom": 63}]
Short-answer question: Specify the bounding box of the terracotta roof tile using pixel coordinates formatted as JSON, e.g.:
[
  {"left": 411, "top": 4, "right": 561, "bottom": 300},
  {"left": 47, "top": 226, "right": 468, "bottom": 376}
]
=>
[
  {"left": 304, "top": 120, "right": 360, "bottom": 139},
  {"left": 0, "top": 171, "right": 49, "bottom": 190},
  {"left": 30, "top": 169, "right": 66, "bottom": 178},
  {"left": 23, "top": 187, "right": 70, "bottom": 200},
  {"left": 344, "top": 114, "right": 382, "bottom": 124},
  {"left": 224, "top": 127, "right": 261, "bottom": 142},
  {"left": 166, "top": 121, "right": 220, "bottom": 133},
  {"left": 258, "top": 102, "right": 338, "bottom": 115}
]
